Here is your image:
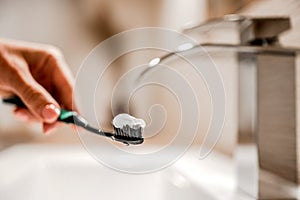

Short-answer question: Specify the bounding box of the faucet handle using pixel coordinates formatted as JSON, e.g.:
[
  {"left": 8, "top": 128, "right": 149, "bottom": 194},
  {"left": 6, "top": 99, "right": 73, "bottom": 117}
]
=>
[
  {"left": 183, "top": 14, "right": 291, "bottom": 45},
  {"left": 241, "top": 16, "right": 290, "bottom": 45}
]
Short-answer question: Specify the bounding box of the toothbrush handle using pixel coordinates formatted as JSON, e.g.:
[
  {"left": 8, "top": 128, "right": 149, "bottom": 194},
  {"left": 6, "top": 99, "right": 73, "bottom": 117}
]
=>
[
  {"left": 2, "top": 96, "right": 71, "bottom": 123},
  {"left": 2, "top": 96, "right": 26, "bottom": 108},
  {"left": 3, "top": 96, "right": 117, "bottom": 141}
]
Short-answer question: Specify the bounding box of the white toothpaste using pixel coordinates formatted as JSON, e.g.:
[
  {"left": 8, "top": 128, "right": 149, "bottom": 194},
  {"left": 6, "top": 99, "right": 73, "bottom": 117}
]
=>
[{"left": 112, "top": 113, "right": 146, "bottom": 129}]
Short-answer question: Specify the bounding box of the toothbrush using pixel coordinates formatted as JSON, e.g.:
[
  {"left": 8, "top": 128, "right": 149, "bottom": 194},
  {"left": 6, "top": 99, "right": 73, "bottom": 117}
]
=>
[{"left": 2, "top": 96, "right": 144, "bottom": 145}]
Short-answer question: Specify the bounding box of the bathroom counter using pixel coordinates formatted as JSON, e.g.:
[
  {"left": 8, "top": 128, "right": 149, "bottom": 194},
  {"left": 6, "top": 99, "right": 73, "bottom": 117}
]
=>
[{"left": 0, "top": 143, "right": 252, "bottom": 200}]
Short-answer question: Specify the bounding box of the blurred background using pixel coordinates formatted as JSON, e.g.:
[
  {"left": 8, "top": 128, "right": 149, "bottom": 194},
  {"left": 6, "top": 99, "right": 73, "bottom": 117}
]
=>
[{"left": 0, "top": 0, "right": 299, "bottom": 156}]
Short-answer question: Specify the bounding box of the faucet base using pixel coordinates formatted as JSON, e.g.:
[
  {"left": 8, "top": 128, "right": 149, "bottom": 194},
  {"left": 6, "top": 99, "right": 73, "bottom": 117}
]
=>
[{"left": 237, "top": 52, "right": 298, "bottom": 199}]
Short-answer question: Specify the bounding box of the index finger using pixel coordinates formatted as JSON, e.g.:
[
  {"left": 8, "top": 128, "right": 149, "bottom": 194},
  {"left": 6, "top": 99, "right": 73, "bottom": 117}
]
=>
[{"left": 22, "top": 45, "right": 77, "bottom": 112}]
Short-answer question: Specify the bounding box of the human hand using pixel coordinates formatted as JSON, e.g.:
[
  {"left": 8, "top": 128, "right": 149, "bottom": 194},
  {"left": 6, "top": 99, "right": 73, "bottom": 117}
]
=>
[{"left": 0, "top": 39, "right": 75, "bottom": 133}]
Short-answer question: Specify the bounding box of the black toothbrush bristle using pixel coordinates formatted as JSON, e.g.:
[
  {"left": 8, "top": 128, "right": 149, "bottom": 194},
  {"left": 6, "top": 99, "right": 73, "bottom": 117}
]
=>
[{"left": 113, "top": 126, "right": 144, "bottom": 145}]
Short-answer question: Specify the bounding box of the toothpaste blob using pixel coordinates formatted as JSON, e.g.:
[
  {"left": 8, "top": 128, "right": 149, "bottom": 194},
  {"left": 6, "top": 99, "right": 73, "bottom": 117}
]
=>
[{"left": 112, "top": 113, "right": 146, "bottom": 129}]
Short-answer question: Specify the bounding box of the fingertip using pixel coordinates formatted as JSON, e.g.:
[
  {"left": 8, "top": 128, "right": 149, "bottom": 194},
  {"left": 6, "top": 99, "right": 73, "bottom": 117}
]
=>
[
  {"left": 14, "top": 110, "right": 29, "bottom": 121},
  {"left": 43, "top": 122, "right": 60, "bottom": 135},
  {"left": 13, "top": 108, "right": 36, "bottom": 122}
]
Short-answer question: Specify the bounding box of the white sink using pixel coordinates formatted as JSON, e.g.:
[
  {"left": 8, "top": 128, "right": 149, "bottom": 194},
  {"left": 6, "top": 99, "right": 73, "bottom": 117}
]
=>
[{"left": 0, "top": 144, "right": 246, "bottom": 200}]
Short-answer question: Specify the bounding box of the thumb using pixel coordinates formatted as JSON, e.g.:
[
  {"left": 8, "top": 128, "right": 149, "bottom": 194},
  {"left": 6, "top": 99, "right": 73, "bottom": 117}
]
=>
[{"left": 14, "top": 79, "right": 61, "bottom": 123}]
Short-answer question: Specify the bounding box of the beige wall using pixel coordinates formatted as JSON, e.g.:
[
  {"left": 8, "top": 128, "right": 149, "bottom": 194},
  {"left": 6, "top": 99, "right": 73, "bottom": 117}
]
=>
[
  {"left": 0, "top": 0, "right": 299, "bottom": 156},
  {"left": 0, "top": 0, "right": 207, "bottom": 148}
]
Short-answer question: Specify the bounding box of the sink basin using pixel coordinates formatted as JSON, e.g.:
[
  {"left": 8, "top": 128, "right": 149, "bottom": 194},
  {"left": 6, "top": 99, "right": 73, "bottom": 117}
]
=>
[{"left": 0, "top": 144, "right": 245, "bottom": 200}]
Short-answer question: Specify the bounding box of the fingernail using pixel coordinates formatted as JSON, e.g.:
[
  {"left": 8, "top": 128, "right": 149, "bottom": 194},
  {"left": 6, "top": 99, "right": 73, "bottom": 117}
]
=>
[{"left": 42, "top": 104, "right": 60, "bottom": 123}]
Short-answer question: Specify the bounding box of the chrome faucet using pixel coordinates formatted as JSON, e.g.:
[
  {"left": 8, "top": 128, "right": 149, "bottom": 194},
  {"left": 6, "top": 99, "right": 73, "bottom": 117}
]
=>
[
  {"left": 146, "top": 15, "right": 300, "bottom": 199},
  {"left": 184, "top": 15, "right": 300, "bottom": 199}
]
